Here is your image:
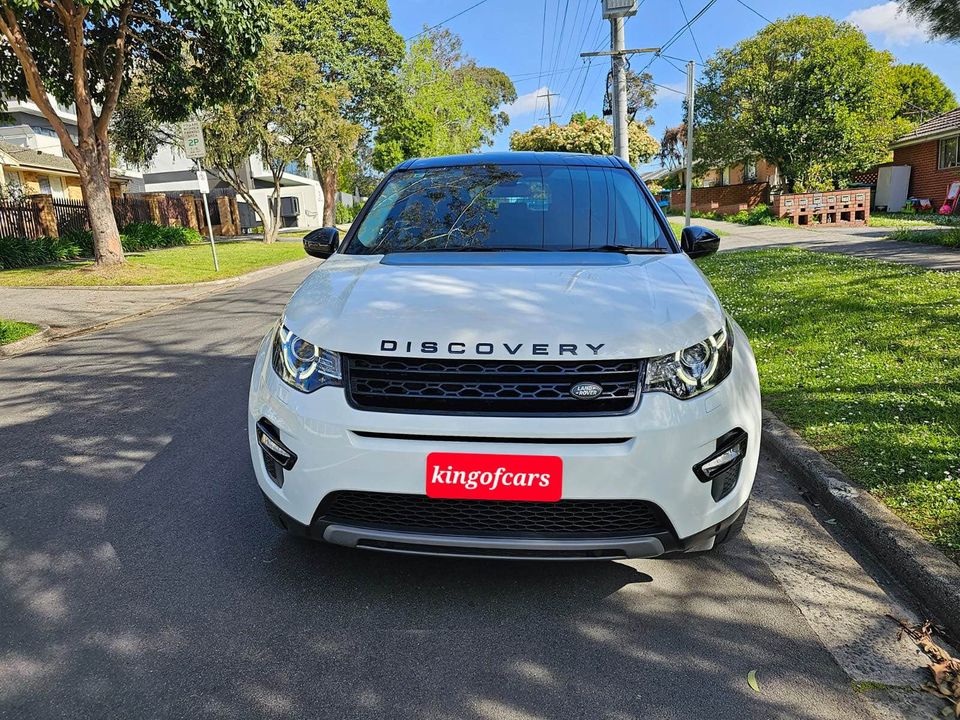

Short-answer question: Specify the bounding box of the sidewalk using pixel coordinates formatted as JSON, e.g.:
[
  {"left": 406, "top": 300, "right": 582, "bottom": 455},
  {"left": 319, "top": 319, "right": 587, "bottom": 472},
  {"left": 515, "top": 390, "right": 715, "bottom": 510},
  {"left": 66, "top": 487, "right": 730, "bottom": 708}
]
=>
[
  {"left": 0, "top": 257, "right": 318, "bottom": 339},
  {"left": 687, "top": 217, "right": 960, "bottom": 272}
]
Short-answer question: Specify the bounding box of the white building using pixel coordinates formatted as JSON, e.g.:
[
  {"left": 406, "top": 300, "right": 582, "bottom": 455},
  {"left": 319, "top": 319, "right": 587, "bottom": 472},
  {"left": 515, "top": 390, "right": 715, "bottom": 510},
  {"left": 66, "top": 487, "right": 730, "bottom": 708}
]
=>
[{"left": 139, "top": 141, "right": 324, "bottom": 232}]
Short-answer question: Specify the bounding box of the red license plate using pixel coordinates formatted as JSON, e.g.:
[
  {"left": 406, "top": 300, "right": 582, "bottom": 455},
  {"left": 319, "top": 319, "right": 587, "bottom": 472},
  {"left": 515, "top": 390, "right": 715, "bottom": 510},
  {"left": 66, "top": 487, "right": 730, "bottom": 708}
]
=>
[{"left": 426, "top": 452, "right": 562, "bottom": 502}]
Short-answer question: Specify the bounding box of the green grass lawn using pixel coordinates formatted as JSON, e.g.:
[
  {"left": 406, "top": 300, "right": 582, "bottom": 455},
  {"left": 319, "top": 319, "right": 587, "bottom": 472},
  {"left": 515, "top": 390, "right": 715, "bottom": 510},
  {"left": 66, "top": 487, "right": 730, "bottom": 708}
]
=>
[
  {"left": 698, "top": 248, "right": 960, "bottom": 560},
  {"left": 887, "top": 227, "right": 960, "bottom": 249},
  {"left": 0, "top": 241, "right": 307, "bottom": 287},
  {"left": 870, "top": 211, "right": 960, "bottom": 229},
  {"left": 0, "top": 319, "right": 39, "bottom": 345}
]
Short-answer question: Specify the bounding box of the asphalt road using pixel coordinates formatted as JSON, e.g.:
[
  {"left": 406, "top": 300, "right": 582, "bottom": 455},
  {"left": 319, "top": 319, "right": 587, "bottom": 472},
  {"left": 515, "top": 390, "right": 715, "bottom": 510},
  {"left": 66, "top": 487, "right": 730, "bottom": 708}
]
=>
[{"left": 0, "top": 265, "right": 942, "bottom": 719}]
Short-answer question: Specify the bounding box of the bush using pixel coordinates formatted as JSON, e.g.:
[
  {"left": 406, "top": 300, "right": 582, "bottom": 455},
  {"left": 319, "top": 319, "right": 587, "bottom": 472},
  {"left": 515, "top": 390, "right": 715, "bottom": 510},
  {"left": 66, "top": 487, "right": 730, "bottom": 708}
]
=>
[
  {"left": 727, "top": 204, "right": 776, "bottom": 225},
  {"left": 0, "top": 235, "right": 82, "bottom": 270},
  {"left": 119, "top": 222, "right": 202, "bottom": 252},
  {"left": 335, "top": 201, "right": 364, "bottom": 224}
]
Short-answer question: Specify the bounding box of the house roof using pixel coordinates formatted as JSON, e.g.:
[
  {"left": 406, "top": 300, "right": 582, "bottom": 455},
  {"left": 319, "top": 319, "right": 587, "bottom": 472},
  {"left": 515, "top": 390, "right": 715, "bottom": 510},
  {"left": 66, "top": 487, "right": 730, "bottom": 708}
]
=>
[
  {"left": 891, "top": 108, "right": 960, "bottom": 148},
  {"left": 0, "top": 141, "right": 130, "bottom": 181}
]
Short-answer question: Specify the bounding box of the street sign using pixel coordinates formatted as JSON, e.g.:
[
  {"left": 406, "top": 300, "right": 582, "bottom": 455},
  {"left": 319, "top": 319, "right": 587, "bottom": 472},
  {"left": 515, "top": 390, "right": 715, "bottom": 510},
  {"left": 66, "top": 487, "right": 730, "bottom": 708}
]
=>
[
  {"left": 196, "top": 169, "right": 209, "bottom": 195},
  {"left": 180, "top": 121, "right": 206, "bottom": 159}
]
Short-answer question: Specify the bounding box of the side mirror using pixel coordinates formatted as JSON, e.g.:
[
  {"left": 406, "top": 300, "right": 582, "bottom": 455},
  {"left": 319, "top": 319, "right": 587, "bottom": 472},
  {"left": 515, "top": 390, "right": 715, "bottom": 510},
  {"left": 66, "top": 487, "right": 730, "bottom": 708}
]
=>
[
  {"left": 680, "top": 225, "right": 721, "bottom": 259},
  {"left": 303, "top": 227, "right": 339, "bottom": 259}
]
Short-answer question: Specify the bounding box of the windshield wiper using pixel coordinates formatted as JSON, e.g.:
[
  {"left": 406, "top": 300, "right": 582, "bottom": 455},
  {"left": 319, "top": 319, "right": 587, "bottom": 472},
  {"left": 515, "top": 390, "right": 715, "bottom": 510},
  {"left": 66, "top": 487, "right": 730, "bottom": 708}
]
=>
[
  {"left": 421, "top": 246, "right": 551, "bottom": 252},
  {"left": 570, "top": 245, "right": 670, "bottom": 254}
]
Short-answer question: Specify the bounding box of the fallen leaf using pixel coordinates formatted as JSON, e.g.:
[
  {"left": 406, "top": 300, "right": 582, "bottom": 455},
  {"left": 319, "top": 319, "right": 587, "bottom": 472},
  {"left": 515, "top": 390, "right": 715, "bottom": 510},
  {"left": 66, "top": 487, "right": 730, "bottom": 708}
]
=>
[{"left": 747, "top": 670, "right": 760, "bottom": 693}]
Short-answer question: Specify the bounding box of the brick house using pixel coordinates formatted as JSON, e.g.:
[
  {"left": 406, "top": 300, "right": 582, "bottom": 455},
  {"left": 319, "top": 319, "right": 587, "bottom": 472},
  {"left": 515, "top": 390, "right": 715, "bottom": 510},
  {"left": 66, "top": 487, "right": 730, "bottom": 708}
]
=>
[{"left": 890, "top": 108, "right": 960, "bottom": 209}]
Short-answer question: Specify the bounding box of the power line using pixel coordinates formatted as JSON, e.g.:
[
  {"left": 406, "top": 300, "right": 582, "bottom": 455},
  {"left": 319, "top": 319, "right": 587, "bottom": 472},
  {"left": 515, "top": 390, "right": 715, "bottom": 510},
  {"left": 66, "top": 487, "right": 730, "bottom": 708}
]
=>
[
  {"left": 535, "top": 0, "right": 549, "bottom": 118},
  {"left": 734, "top": 0, "right": 773, "bottom": 24},
  {"left": 676, "top": 0, "right": 704, "bottom": 63},
  {"left": 406, "top": 0, "right": 494, "bottom": 41}
]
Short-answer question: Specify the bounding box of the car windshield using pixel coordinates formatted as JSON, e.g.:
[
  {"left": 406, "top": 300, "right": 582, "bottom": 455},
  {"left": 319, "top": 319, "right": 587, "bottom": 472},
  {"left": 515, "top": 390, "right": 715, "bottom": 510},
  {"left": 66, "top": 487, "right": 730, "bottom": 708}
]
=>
[{"left": 343, "top": 163, "right": 672, "bottom": 254}]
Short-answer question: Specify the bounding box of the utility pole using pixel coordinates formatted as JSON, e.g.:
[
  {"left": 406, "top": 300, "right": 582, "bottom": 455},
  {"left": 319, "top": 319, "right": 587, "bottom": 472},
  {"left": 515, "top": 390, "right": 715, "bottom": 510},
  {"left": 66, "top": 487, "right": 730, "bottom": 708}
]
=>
[
  {"left": 684, "top": 60, "right": 696, "bottom": 228},
  {"left": 610, "top": 17, "right": 628, "bottom": 161},
  {"left": 537, "top": 90, "right": 559, "bottom": 124},
  {"left": 590, "top": 1, "right": 639, "bottom": 163}
]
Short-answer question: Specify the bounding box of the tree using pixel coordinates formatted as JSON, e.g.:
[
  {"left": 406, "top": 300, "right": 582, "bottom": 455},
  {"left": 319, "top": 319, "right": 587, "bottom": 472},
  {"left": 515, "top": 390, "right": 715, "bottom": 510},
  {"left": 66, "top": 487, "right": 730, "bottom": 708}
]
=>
[
  {"left": 891, "top": 64, "right": 957, "bottom": 130},
  {"left": 901, "top": 0, "right": 960, "bottom": 41},
  {"left": 603, "top": 69, "right": 656, "bottom": 122},
  {"left": 372, "top": 29, "right": 517, "bottom": 172},
  {"left": 202, "top": 42, "right": 359, "bottom": 243},
  {"left": 272, "top": 0, "right": 404, "bottom": 225},
  {"left": 509, "top": 113, "right": 659, "bottom": 166},
  {"left": 0, "top": 0, "right": 265, "bottom": 266},
  {"left": 657, "top": 124, "right": 686, "bottom": 171},
  {"left": 694, "top": 16, "right": 898, "bottom": 192}
]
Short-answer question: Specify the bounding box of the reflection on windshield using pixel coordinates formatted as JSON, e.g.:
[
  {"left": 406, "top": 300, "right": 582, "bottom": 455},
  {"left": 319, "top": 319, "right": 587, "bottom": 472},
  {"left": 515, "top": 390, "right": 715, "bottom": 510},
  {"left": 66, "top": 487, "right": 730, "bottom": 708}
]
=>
[{"left": 346, "top": 164, "right": 670, "bottom": 255}]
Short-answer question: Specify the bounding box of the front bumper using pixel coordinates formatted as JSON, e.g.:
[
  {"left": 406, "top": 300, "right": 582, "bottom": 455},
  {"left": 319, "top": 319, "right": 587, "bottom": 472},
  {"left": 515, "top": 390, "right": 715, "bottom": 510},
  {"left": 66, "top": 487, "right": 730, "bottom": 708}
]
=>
[
  {"left": 248, "top": 322, "right": 762, "bottom": 559},
  {"left": 261, "top": 490, "right": 749, "bottom": 560}
]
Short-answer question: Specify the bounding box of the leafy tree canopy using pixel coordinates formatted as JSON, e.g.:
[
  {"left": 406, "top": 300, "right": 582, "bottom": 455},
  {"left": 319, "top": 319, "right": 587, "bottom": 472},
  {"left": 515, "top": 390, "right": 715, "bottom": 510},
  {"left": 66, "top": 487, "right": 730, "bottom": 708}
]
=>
[
  {"left": 901, "top": 0, "right": 960, "bottom": 41},
  {"left": 372, "top": 28, "right": 517, "bottom": 172},
  {"left": 509, "top": 113, "right": 659, "bottom": 166},
  {"left": 271, "top": 0, "right": 404, "bottom": 128},
  {"left": 891, "top": 63, "right": 957, "bottom": 132},
  {"left": 0, "top": 0, "right": 267, "bottom": 264},
  {"left": 694, "top": 15, "right": 898, "bottom": 192}
]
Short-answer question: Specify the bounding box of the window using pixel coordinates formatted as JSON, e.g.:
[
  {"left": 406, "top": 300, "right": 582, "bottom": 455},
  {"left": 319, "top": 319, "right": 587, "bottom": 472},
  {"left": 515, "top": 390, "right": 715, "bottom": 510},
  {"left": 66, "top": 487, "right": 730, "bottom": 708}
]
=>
[
  {"left": 37, "top": 175, "right": 52, "bottom": 195},
  {"left": 744, "top": 159, "right": 758, "bottom": 183},
  {"left": 940, "top": 136, "right": 960, "bottom": 170},
  {"left": 347, "top": 163, "right": 671, "bottom": 254}
]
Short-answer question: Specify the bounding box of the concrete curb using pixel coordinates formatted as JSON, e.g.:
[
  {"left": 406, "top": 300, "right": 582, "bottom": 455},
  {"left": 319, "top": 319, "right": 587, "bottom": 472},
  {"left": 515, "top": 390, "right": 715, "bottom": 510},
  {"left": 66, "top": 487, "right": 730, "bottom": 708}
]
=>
[
  {"left": 4, "top": 257, "right": 317, "bottom": 292},
  {"left": 0, "top": 324, "right": 51, "bottom": 356},
  {"left": 761, "top": 410, "right": 960, "bottom": 639}
]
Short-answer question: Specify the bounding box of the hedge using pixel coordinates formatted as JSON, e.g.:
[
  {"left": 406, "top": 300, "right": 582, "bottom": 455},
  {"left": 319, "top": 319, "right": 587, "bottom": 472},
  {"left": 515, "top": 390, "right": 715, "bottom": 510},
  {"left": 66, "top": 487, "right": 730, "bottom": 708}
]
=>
[{"left": 0, "top": 223, "right": 204, "bottom": 270}]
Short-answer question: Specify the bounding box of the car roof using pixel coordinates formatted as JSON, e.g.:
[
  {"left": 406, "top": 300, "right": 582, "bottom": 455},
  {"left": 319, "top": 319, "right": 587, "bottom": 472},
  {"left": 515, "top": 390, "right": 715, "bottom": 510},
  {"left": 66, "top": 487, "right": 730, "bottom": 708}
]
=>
[{"left": 398, "top": 152, "right": 629, "bottom": 170}]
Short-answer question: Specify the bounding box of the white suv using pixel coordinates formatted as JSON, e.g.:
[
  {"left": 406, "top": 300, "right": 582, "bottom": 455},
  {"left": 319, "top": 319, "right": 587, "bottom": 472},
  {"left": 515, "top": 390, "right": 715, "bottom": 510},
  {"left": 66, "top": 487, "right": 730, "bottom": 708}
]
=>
[{"left": 248, "top": 152, "right": 761, "bottom": 560}]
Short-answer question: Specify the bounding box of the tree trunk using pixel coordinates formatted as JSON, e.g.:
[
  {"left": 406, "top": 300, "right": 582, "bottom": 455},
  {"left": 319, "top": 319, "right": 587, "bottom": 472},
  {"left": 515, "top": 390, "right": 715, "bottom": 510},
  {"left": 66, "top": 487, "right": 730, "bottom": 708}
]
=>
[
  {"left": 321, "top": 166, "right": 337, "bottom": 227},
  {"left": 78, "top": 152, "right": 124, "bottom": 265},
  {"left": 265, "top": 180, "right": 282, "bottom": 244}
]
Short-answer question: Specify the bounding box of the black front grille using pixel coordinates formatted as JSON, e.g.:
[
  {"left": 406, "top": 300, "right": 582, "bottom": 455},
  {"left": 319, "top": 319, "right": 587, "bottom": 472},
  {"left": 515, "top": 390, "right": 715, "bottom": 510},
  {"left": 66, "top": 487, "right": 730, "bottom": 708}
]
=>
[
  {"left": 315, "top": 491, "right": 671, "bottom": 539},
  {"left": 344, "top": 355, "right": 643, "bottom": 415}
]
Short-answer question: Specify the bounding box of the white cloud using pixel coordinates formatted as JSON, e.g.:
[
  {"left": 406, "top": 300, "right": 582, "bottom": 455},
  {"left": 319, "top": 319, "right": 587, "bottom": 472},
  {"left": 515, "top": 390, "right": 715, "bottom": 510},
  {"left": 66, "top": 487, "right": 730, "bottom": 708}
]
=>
[
  {"left": 501, "top": 86, "right": 561, "bottom": 120},
  {"left": 845, "top": 2, "right": 930, "bottom": 45}
]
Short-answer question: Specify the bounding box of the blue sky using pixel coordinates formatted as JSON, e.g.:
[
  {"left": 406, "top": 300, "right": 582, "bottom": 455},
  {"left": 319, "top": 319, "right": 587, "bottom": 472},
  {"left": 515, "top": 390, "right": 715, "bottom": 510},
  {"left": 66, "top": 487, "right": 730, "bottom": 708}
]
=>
[{"left": 387, "top": 0, "right": 960, "bottom": 170}]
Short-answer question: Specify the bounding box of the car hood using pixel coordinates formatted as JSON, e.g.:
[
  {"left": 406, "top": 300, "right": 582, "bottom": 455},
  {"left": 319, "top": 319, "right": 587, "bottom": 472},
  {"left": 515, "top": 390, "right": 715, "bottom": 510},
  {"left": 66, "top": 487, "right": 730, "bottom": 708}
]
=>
[{"left": 282, "top": 252, "right": 725, "bottom": 360}]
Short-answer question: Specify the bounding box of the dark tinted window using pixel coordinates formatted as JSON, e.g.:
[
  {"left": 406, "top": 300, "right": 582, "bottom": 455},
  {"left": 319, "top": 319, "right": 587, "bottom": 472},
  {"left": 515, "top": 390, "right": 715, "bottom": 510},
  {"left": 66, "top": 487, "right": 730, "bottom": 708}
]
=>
[{"left": 345, "top": 163, "right": 671, "bottom": 254}]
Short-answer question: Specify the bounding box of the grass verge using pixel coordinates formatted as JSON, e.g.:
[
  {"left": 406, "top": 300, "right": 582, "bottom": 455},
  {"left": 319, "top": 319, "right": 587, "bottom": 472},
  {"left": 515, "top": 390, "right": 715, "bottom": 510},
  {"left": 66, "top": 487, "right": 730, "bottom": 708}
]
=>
[
  {"left": 0, "top": 241, "right": 307, "bottom": 287},
  {"left": 698, "top": 248, "right": 960, "bottom": 560},
  {"left": 887, "top": 227, "right": 960, "bottom": 249},
  {"left": 669, "top": 221, "right": 727, "bottom": 238},
  {"left": 870, "top": 211, "right": 960, "bottom": 229},
  {"left": 0, "top": 319, "right": 39, "bottom": 345}
]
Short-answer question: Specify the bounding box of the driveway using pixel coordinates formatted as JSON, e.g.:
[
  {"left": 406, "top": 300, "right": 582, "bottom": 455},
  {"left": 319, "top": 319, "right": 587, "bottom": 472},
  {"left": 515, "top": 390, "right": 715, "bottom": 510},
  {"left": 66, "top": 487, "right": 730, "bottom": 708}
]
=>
[
  {"left": 685, "top": 217, "right": 960, "bottom": 272},
  {"left": 0, "top": 265, "right": 947, "bottom": 719}
]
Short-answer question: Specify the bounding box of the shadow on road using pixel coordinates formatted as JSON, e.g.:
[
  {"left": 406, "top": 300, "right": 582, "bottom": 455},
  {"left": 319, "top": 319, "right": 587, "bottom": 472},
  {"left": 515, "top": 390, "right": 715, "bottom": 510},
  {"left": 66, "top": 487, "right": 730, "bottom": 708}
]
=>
[{"left": 0, "top": 271, "right": 877, "bottom": 719}]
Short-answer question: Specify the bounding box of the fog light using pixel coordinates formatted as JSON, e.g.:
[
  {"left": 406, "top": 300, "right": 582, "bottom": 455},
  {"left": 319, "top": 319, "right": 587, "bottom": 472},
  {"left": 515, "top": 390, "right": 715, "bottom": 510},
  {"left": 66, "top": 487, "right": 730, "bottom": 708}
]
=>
[
  {"left": 699, "top": 445, "right": 743, "bottom": 477},
  {"left": 256, "top": 419, "right": 297, "bottom": 471},
  {"left": 694, "top": 428, "right": 748, "bottom": 501}
]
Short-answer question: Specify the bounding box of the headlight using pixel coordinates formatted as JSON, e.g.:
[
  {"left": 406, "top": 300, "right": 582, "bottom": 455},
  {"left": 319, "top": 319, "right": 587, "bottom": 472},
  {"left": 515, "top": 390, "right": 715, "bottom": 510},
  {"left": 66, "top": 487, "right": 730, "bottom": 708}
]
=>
[
  {"left": 643, "top": 322, "right": 733, "bottom": 399},
  {"left": 271, "top": 324, "right": 342, "bottom": 393}
]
